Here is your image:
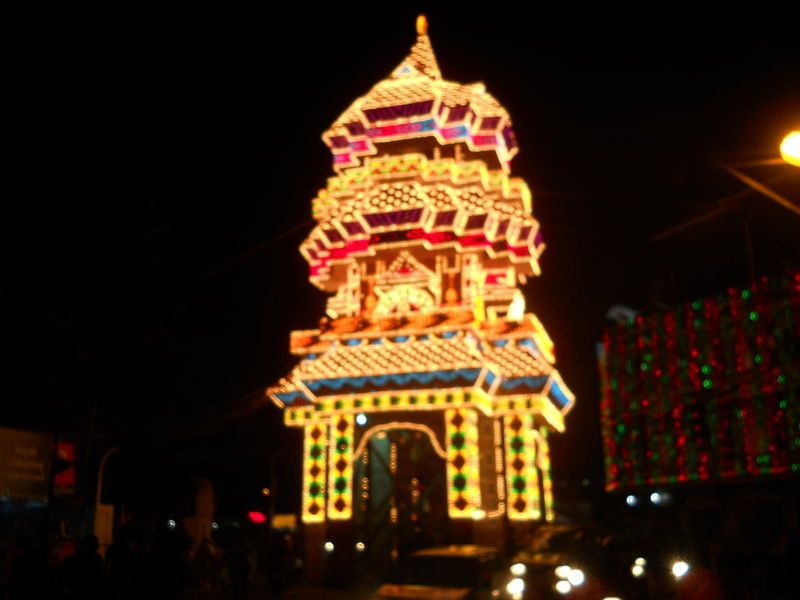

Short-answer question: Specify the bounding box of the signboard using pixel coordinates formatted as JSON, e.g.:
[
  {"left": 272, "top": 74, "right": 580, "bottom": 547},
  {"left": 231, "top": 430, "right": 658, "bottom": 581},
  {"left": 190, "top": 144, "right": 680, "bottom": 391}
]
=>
[{"left": 0, "top": 427, "right": 54, "bottom": 500}]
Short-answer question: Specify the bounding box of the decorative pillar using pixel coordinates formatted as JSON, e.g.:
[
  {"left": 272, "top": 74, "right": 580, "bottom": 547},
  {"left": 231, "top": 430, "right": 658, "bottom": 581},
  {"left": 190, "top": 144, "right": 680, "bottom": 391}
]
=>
[
  {"left": 536, "top": 427, "right": 555, "bottom": 522},
  {"left": 445, "top": 408, "right": 481, "bottom": 518},
  {"left": 504, "top": 414, "right": 541, "bottom": 520},
  {"left": 302, "top": 423, "right": 327, "bottom": 523},
  {"left": 328, "top": 414, "right": 354, "bottom": 520},
  {"left": 473, "top": 413, "right": 504, "bottom": 547}
]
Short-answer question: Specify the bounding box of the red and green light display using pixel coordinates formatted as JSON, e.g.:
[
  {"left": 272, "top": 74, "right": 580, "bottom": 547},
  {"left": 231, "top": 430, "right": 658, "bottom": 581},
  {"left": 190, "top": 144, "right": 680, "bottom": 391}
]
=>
[{"left": 600, "top": 272, "right": 800, "bottom": 490}]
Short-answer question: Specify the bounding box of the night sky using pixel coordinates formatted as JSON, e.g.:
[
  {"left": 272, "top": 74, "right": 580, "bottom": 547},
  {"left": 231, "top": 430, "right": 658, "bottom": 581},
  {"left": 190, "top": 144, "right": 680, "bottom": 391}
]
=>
[{"left": 9, "top": 5, "right": 799, "bottom": 515}]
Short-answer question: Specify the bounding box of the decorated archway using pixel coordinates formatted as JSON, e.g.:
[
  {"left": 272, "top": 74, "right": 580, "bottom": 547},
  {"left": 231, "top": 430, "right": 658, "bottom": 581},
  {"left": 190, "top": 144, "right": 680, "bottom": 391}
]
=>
[{"left": 352, "top": 420, "right": 449, "bottom": 579}]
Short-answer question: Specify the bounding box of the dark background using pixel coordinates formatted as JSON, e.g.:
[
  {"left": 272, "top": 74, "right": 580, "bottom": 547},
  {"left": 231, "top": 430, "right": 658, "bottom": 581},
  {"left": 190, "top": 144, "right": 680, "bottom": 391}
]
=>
[{"left": 7, "top": 4, "right": 799, "bottom": 517}]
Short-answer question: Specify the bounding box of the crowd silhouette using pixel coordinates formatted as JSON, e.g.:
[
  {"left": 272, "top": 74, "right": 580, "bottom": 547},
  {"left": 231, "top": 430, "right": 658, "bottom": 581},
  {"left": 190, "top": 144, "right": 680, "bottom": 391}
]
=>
[{"left": 3, "top": 518, "right": 295, "bottom": 600}]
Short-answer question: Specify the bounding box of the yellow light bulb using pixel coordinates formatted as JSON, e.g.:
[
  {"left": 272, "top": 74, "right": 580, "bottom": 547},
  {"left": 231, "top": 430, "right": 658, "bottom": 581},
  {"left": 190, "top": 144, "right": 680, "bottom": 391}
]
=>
[
  {"left": 780, "top": 130, "right": 800, "bottom": 167},
  {"left": 416, "top": 14, "right": 428, "bottom": 36}
]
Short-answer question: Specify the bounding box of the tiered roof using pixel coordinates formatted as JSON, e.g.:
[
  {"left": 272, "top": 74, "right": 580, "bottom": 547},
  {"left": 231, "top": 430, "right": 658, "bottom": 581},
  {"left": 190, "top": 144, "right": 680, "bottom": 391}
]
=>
[
  {"left": 304, "top": 154, "right": 542, "bottom": 290},
  {"left": 322, "top": 16, "right": 517, "bottom": 172},
  {"left": 269, "top": 313, "right": 574, "bottom": 431},
  {"left": 268, "top": 17, "right": 574, "bottom": 433}
]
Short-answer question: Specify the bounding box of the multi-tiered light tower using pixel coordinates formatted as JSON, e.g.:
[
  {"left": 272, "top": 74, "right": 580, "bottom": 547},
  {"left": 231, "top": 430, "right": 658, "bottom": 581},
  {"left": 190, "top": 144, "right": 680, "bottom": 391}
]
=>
[{"left": 269, "top": 15, "right": 574, "bottom": 571}]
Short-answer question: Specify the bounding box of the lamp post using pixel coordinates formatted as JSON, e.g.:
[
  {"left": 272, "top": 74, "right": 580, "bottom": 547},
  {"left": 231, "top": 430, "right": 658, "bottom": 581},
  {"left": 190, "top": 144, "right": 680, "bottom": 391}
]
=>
[
  {"left": 651, "top": 131, "right": 800, "bottom": 282},
  {"left": 780, "top": 131, "right": 800, "bottom": 167},
  {"left": 719, "top": 130, "right": 800, "bottom": 217},
  {"left": 94, "top": 446, "right": 118, "bottom": 558}
]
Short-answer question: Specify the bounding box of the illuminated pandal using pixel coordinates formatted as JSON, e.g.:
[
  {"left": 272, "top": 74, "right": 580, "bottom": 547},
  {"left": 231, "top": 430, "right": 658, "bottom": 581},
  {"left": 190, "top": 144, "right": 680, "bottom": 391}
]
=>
[{"left": 269, "top": 15, "right": 574, "bottom": 525}]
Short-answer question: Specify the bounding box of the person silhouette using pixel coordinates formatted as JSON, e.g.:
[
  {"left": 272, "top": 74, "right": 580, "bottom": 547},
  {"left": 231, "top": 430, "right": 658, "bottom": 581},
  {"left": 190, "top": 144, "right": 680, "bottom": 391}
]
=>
[
  {"left": 60, "top": 534, "right": 104, "bottom": 599},
  {"left": 226, "top": 536, "right": 252, "bottom": 600}
]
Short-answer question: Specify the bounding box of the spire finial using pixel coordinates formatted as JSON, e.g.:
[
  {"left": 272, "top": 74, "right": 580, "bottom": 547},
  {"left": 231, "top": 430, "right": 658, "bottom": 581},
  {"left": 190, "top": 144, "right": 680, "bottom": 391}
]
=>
[{"left": 416, "top": 14, "right": 428, "bottom": 36}]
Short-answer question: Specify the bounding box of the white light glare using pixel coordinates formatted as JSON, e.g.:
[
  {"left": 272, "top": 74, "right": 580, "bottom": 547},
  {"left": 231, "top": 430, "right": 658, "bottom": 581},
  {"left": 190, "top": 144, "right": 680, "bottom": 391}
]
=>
[
  {"left": 672, "top": 561, "right": 690, "bottom": 578},
  {"left": 626, "top": 494, "right": 639, "bottom": 507},
  {"left": 781, "top": 131, "right": 800, "bottom": 167},
  {"left": 210, "top": 522, "right": 219, "bottom": 531},
  {"left": 167, "top": 519, "right": 176, "bottom": 530},
  {"left": 355, "top": 542, "right": 365, "bottom": 552},
  {"left": 650, "top": 492, "right": 662, "bottom": 505},
  {"left": 555, "top": 565, "right": 572, "bottom": 579},
  {"left": 634, "top": 557, "right": 646, "bottom": 566},
  {"left": 567, "top": 569, "right": 585, "bottom": 586},
  {"left": 324, "top": 541, "right": 334, "bottom": 553},
  {"left": 356, "top": 413, "right": 367, "bottom": 426},
  {"left": 631, "top": 564, "right": 645, "bottom": 578},
  {"left": 510, "top": 563, "right": 527, "bottom": 576},
  {"left": 555, "top": 580, "right": 572, "bottom": 594},
  {"left": 603, "top": 597, "right": 622, "bottom": 600},
  {"left": 506, "top": 578, "right": 525, "bottom": 596}
]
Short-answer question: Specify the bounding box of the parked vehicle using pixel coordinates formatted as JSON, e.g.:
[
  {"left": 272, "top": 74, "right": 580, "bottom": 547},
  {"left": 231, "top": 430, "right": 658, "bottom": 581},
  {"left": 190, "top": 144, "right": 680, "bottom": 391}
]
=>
[
  {"left": 507, "top": 523, "right": 723, "bottom": 600},
  {"left": 507, "top": 524, "right": 647, "bottom": 600}
]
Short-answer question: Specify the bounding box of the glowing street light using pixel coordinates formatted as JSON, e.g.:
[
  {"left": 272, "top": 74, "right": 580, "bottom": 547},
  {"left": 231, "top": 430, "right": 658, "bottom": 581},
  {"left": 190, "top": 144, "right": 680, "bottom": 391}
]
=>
[
  {"left": 654, "top": 128, "right": 800, "bottom": 247},
  {"left": 781, "top": 131, "right": 800, "bottom": 167},
  {"left": 719, "top": 130, "right": 800, "bottom": 218}
]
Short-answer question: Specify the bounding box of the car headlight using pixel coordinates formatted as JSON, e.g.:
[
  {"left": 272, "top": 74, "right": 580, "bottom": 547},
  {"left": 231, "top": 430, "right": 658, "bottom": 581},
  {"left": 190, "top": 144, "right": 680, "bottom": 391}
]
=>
[
  {"left": 567, "top": 569, "right": 585, "bottom": 587},
  {"left": 554, "top": 565, "right": 572, "bottom": 579},
  {"left": 510, "top": 562, "right": 526, "bottom": 576},
  {"left": 672, "top": 561, "right": 690, "bottom": 579},
  {"left": 506, "top": 577, "right": 525, "bottom": 597},
  {"left": 555, "top": 580, "right": 572, "bottom": 594},
  {"left": 554, "top": 565, "right": 586, "bottom": 588}
]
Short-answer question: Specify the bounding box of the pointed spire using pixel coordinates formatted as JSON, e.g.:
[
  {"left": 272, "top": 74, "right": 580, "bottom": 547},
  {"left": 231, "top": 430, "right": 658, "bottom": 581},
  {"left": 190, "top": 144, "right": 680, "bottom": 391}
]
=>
[{"left": 390, "top": 14, "right": 441, "bottom": 80}]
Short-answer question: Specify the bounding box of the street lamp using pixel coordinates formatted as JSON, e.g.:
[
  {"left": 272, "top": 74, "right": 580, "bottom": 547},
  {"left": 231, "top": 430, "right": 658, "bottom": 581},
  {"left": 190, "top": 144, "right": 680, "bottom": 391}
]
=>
[
  {"left": 780, "top": 131, "right": 800, "bottom": 167},
  {"left": 720, "top": 130, "right": 800, "bottom": 218},
  {"left": 652, "top": 130, "right": 800, "bottom": 280}
]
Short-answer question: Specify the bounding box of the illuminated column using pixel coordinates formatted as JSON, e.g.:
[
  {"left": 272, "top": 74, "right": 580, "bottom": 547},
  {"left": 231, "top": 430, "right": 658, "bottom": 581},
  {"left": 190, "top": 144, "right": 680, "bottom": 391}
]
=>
[
  {"left": 494, "top": 418, "right": 506, "bottom": 516},
  {"left": 328, "top": 414, "right": 354, "bottom": 520},
  {"left": 302, "top": 423, "right": 328, "bottom": 523},
  {"left": 537, "top": 427, "right": 555, "bottom": 522},
  {"left": 445, "top": 408, "right": 481, "bottom": 518},
  {"left": 504, "top": 415, "right": 541, "bottom": 520}
]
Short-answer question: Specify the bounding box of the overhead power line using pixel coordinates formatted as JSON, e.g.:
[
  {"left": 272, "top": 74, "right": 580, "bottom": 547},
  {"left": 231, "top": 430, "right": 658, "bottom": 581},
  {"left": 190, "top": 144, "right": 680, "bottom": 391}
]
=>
[{"left": 197, "top": 217, "right": 315, "bottom": 281}]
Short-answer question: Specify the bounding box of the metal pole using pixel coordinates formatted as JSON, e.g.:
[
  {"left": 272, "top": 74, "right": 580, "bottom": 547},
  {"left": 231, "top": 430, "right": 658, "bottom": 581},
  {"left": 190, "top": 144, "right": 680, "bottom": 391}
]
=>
[
  {"left": 95, "top": 447, "right": 119, "bottom": 506},
  {"left": 742, "top": 218, "right": 756, "bottom": 285},
  {"left": 94, "top": 447, "right": 119, "bottom": 558},
  {"left": 722, "top": 164, "right": 800, "bottom": 217}
]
